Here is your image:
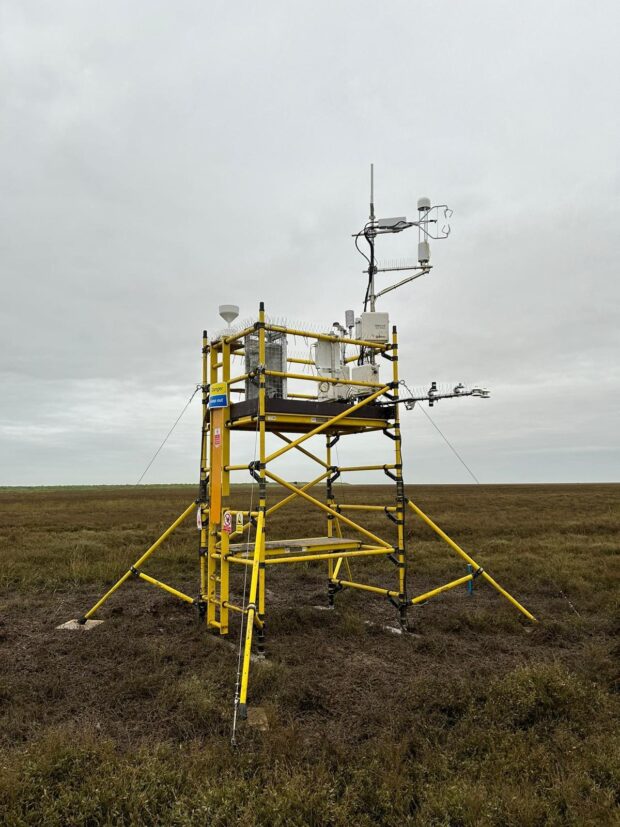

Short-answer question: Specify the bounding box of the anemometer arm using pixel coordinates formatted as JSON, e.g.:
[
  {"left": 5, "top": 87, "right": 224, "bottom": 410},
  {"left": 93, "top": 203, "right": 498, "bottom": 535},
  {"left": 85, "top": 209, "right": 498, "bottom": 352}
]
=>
[
  {"left": 373, "top": 266, "right": 430, "bottom": 299},
  {"left": 386, "top": 381, "right": 490, "bottom": 409}
]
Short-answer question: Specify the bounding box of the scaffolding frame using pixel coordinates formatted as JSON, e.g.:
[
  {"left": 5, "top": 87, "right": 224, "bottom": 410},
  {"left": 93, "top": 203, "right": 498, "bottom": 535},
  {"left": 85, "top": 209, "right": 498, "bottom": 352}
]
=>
[{"left": 79, "top": 301, "right": 536, "bottom": 718}]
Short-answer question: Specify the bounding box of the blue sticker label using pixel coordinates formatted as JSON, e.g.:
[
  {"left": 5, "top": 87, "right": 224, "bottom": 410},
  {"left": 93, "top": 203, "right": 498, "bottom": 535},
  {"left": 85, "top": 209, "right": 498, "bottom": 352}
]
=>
[{"left": 208, "top": 382, "right": 229, "bottom": 409}]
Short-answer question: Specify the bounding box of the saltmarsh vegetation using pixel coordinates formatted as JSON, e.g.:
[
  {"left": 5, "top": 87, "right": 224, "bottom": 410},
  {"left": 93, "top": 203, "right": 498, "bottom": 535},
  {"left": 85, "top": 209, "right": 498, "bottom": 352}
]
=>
[{"left": 0, "top": 483, "right": 618, "bottom": 825}]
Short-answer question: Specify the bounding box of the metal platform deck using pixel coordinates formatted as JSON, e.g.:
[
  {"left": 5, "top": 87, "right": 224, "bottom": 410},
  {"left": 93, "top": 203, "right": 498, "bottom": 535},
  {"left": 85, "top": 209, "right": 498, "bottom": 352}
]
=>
[{"left": 227, "top": 397, "right": 394, "bottom": 434}]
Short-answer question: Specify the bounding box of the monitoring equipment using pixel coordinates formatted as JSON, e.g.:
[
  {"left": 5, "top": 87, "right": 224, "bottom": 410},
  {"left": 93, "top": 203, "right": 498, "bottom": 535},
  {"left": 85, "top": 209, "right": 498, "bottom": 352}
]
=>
[
  {"left": 314, "top": 338, "right": 351, "bottom": 401},
  {"left": 356, "top": 312, "right": 390, "bottom": 343},
  {"left": 353, "top": 164, "right": 452, "bottom": 311},
  {"left": 219, "top": 304, "right": 239, "bottom": 327},
  {"left": 245, "top": 330, "right": 287, "bottom": 399},
  {"left": 74, "top": 167, "right": 535, "bottom": 739}
]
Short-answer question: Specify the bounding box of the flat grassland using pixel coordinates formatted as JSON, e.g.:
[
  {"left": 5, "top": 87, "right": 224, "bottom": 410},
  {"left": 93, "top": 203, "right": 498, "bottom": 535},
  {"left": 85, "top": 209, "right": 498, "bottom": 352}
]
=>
[{"left": 0, "top": 484, "right": 618, "bottom": 826}]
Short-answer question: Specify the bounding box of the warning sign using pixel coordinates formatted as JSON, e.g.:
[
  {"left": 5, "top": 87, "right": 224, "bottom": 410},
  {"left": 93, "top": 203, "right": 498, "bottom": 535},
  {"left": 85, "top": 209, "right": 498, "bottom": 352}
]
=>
[
  {"left": 208, "top": 382, "right": 229, "bottom": 409},
  {"left": 213, "top": 427, "right": 221, "bottom": 448},
  {"left": 223, "top": 510, "right": 233, "bottom": 534},
  {"left": 236, "top": 511, "right": 244, "bottom": 531}
]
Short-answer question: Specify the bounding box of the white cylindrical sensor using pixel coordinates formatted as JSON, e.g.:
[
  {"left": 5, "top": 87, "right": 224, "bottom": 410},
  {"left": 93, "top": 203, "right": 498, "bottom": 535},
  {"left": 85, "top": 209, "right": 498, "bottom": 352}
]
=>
[
  {"left": 219, "top": 304, "right": 239, "bottom": 326},
  {"left": 417, "top": 196, "right": 431, "bottom": 212},
  {"left": 418, "top": 240, "right": 431, "bottom": 264}
]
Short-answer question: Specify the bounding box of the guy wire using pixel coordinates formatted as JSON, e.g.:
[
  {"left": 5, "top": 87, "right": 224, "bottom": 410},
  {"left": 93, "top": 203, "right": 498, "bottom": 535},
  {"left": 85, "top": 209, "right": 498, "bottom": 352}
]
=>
[
  {"left": 135, "top": 385, "right": 201, "bottom": 485},
  {"left": 401, "top": 380, "right": 480, "bottom": 485}
]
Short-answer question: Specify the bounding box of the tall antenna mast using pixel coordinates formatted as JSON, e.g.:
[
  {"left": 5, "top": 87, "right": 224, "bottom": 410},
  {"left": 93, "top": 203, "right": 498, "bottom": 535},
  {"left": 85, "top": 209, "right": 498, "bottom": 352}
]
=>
[
  {"left": 369, "top": 162, "right": 375, "bottom": 222},
  {"left": 368, "top": 163, "right": 377, "bottom": 313},
  {"left": 353, "top": 167, "right": 452, "bottom": 324}
]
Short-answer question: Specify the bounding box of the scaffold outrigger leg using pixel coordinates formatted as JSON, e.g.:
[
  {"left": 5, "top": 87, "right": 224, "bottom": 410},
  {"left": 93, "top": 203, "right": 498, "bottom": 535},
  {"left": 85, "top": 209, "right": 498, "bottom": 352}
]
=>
[
  {"left": 406, "top": 499, "right": 537, "bottom": 622},
  {"left": 78, "top": 501, "right": 197, "bottom": 623}
]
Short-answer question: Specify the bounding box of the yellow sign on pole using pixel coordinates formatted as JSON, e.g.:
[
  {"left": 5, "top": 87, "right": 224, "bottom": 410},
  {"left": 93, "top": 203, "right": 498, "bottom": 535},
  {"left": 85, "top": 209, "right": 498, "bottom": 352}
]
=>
[{"left": 209, "top": 382, "right": 229, "bottom": 409}]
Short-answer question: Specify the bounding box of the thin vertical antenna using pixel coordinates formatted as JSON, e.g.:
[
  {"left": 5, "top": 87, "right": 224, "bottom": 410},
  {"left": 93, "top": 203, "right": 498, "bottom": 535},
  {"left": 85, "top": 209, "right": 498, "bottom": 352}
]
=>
[
  {"left": 369, "top": 163, "right": 376, "bottom": 314},
  {"left": 369, "top": 163, "right": 375, "bottom": 222}
]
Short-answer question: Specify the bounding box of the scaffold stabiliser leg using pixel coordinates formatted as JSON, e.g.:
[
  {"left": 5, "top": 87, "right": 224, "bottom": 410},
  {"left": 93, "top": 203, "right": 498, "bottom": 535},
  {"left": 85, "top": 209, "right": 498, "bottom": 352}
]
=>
[
  {"left": 407, "top": 499, "right": 537, "bottom": 622},
  {"left": 78, "top": 501, "right": 197, "bottom": 623}
]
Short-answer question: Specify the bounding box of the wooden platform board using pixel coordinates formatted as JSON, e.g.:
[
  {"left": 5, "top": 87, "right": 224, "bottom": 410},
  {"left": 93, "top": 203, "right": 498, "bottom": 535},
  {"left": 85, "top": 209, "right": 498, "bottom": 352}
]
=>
[{"left": 228, "top": 536, "right": 363, "bottom": 555}]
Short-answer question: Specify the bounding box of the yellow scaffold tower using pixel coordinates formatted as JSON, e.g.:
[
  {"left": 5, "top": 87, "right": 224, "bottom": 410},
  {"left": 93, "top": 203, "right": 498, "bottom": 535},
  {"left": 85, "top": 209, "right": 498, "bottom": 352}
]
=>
[{"left": 76, "top": 168, "right": 537, "bottom": 722}]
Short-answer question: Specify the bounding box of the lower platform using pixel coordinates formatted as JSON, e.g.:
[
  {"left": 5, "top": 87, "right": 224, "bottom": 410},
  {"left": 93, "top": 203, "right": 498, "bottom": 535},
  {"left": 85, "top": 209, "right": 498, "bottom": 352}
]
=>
[
  {"left": 228, "top": 397, "right": 394, "bottom": 434},
  {"left": 228, "top": 536, "right": 362, "bottom": 555}
]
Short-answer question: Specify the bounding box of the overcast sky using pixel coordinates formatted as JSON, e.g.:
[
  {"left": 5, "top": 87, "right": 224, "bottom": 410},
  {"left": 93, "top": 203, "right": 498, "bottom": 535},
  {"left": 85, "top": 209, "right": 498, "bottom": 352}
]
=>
[{"left": 1, "top": 0, "right": 618, "bottom": 486}]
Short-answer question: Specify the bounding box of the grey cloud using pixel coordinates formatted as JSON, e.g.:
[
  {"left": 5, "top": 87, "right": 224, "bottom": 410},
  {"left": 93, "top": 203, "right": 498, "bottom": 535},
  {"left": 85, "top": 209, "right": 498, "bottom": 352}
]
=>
[{"left": 1, "top": 0, "right": 618, "bottom": 485}]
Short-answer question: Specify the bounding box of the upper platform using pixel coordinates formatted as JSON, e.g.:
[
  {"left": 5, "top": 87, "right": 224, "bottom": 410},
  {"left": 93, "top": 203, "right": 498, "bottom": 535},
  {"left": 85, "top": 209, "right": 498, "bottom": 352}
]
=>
[{"left": 228, "top": 397, "right": 395, "bottom": 435}]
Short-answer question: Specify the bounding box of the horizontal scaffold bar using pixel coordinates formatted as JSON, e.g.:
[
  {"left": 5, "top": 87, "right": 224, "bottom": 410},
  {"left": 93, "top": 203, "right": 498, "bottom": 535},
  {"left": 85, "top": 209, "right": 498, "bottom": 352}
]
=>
[
  {"left": 265, "top": 369, "right": 384, "bottom": 389},
  {"left": 337, "top": 464, "right": 397, "bottom": 472},
  {"left": 287, "top": 357, "right": 315, "bottom": 366},
  {"left": 221, "top": 547, "right": 391, "bottom": 565},
  {"left": 333, "top": 579, "right": 401, "bottom": 599},
  {"left": 229, "top": 414, "right": 387, "bottom": 433},
  {"left": 222, "top": 325, "right": 256, "bottom": 345},
  {"left": 287, "top": 392, "right": 319, "bottom": 400},
  {"left": 265, "top": 322, "right": 390, "bottom": 350},
  {"left": 337, "top": 504, "right": 397, "bottom": 512}
]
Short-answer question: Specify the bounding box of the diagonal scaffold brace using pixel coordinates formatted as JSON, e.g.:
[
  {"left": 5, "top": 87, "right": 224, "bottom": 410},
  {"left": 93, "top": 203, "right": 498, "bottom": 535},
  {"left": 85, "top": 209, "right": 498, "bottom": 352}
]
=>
[
  {"left": 406, "top": 499, "right": 537, "bottom": 622},
  {"left": 77, "top": 501, "right": 198, "bottom": 624}
]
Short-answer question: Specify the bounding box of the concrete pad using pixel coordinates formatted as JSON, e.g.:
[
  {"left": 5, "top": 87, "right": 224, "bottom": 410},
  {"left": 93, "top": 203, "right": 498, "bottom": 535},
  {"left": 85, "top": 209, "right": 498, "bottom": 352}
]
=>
[
  {"left": 364, "top": 620, "right": 406, "bottom": 635},
  {"left": 247, "top": 706, "right": 269, "bottom": 731},
  {"left": 56, "top": 619, "right": 104, "bottom": 631}
]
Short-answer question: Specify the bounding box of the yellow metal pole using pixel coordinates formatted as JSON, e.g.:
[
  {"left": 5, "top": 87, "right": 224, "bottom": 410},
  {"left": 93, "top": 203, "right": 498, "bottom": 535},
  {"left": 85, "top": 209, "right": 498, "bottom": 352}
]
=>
[
  {"left": 273, "top": 431, "right": 329, "bottom": 469},
  {"left": 326, "top": 435, "right": 334, "bottom": 582},
  {"left": 219, "top": 529, "right": 230, "bottom": 634},
  {"left": 237, "top": 485, "right": 265, "bottom": 717},
  {"left": 222, "top": 339, "right": 231, "bottom": 498},
  {"left": 337, "top": 464, "right": 397, "bottom": 472},
  {"left": 264, "top": 548, "right": 391, "bottom": 565},
  {"left": 392, "top": 325, "right": 407, "bottom": 627},
  {"left": 410, "top": 574, "right": 473, "bottom": 605},
  {"left": 199, "top": 331, "right": 209, "bottom": 610},
  {"left": 287, "top": 357, "right": 315, "bottom": 366},
  {"left": 335, "top": 579, "right": 400, "bottom": 599},
  {"left": 265, "top": 368, "right": 384, "bottom": 389},
  {"left": 257, "top": 302, "right": 267, "bottom": 651},
  {"left": 337, "top": 504, "right": 397, "bottom": 512},
  {"left": 265, "top": 470, "right": 392, "bottom": 549},
  {"left": 263, "top": 384, "right": 390, "bottom": 464},
  {"left": 219, "top": 337, "right": 231, "bottom": 634},
  {"left": 264, "top": 322, "right": 388, "bottom": 350},
  {"left": 207, "top": 342, "right": 219, "bottom": 629},
  {"left": 406, "top": 500, "right": 537, "bottom": 622},
  {"left": 80, "top": 501, "right": 196, "bottom": 621},
  {"left": 136, "top": 572, "right": 196, "bottom": 604}
]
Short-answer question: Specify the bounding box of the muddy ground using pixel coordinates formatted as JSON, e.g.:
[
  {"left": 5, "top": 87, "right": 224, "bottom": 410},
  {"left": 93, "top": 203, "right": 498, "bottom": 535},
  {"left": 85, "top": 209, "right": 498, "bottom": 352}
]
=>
[{"left": 0, "top": 484, "right": 618, "bottom": 825}]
